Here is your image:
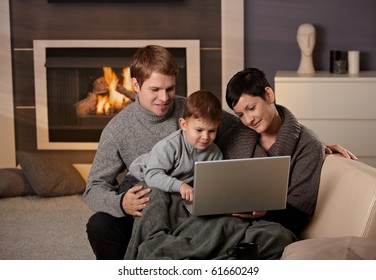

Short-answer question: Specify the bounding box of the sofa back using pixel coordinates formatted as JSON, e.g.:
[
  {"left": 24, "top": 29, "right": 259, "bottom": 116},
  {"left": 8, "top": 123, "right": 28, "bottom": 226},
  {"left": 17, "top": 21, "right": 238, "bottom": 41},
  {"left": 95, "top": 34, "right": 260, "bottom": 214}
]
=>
[{"left": 302, "top": 155, "right": 376, "bottom": 239}]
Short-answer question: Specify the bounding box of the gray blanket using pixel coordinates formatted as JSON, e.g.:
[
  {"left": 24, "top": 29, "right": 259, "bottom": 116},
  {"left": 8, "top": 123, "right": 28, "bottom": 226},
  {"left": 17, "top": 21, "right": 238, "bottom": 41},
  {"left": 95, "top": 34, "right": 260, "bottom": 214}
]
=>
[{"left": 125, "top": 189, "right": 296, "bottom": 260}]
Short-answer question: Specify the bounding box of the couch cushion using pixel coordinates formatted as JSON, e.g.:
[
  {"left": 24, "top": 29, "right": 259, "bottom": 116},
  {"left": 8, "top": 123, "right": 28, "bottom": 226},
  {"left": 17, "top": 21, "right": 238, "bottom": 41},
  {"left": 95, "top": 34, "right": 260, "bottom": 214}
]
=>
[
  {"left": 281, "top": 236, "right": 376, "bottom": 260},
  {"left": 0, "top": 168, "right": 35, "bottom": 197},
  {"left": 16, "top": 151, "right": 86, "bottom": 197}
]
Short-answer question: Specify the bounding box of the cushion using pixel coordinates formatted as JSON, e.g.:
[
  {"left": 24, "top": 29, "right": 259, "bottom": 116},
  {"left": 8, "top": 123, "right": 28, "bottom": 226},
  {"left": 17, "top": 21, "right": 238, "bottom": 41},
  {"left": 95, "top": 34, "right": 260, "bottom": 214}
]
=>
[
  {"left": 0, "top": 168, "right": 35, "bottom": 197},
  {"left": 16, "top": 151, "right": 86, "bottom": 197},
  {"left": 281, "top": 236, "right": 376, "bottom": 260}
]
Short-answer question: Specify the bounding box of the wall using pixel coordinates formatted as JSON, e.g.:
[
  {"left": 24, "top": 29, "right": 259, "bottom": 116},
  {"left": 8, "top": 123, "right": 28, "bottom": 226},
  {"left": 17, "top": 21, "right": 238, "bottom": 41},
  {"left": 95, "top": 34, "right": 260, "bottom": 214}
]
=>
[
  {"left": 243, "top": 0, "right": 376, "bottom": 166},
  {"left": 6, "top": 0, "right": 375, "bottom": 165},
  {"left": 244, "top": 0, "right": 376, "bottom": 86},
  {"left": 0, "top": 0, "right": 16, "bottom": 168},
  {"left": 10, "top": 0, "right": 224, "bottom": 164}
]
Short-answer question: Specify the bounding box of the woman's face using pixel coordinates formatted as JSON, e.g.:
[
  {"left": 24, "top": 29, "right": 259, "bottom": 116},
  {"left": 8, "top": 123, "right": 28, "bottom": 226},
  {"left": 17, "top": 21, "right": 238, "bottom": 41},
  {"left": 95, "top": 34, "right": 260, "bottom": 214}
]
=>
[{"left": 232, "top": 88, "right": 277, "bottom": 134}]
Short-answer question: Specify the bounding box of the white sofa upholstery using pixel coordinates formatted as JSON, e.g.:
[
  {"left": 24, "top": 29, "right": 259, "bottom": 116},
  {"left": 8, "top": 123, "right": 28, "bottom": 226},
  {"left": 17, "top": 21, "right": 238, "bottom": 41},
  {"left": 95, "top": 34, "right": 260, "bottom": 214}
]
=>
[
  {"left": 282, "top": 155, "right": 376, "bottom": 259},
  {"left": 302, "top": 155, "right": 376, "bottom": 239}
]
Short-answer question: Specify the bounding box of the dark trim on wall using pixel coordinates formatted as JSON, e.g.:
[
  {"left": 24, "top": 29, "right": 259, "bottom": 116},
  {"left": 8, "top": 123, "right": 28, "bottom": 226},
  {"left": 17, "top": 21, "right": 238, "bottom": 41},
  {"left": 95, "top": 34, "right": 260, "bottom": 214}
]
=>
[{"left": 48, "top": 0, "right": 183, "bottom": 3}]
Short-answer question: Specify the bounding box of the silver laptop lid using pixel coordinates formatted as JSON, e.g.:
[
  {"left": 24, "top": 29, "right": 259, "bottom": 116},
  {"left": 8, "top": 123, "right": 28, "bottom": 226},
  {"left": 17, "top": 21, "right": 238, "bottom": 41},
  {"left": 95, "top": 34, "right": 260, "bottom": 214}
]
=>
[{"left": 187, "top": 156, "right": 290, "bottom": 216}]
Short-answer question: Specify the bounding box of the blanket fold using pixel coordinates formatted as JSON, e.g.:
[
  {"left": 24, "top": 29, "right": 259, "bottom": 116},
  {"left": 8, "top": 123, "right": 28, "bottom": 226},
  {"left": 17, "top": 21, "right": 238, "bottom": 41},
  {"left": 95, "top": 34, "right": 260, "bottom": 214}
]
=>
[{"left": 125, "top": 188, "right": 296, "bottom": 260}]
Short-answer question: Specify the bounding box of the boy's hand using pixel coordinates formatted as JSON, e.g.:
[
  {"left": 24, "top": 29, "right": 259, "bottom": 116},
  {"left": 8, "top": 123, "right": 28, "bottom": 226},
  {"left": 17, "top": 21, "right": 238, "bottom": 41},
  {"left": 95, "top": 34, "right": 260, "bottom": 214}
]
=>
[{"left": 180, "top": 183, "right": 194, "bottom": 202}]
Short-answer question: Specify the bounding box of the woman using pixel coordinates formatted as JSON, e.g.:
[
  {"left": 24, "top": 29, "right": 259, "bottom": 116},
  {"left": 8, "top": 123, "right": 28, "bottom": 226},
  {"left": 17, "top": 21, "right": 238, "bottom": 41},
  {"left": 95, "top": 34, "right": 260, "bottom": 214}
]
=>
[{"left": 218, "top": 68, "right": 325, "bottom": 235}]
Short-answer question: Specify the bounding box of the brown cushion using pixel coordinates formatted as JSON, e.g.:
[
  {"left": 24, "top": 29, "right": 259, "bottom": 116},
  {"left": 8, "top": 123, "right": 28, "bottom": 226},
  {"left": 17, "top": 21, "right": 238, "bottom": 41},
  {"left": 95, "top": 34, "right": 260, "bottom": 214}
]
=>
[
  {"left": 16, "top": 151, "right": 86, "bottom": 197},
  {"left": 0, "top": 168, "right": 35, "bottom": 197},
  {"left": 281, "top": 236, "right": 376, "bottom": 260}
]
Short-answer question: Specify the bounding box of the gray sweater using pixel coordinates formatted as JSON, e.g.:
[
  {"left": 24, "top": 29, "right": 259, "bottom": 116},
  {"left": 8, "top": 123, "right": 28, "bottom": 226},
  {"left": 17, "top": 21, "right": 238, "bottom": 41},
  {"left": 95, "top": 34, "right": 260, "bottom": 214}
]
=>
[
  {"left": 84, "top": 95, "right": 238, "bottom": 217},
  {"left": 128, "top": 129, "right": 223, "bottom": 193},
  {"left": 218, "top": 105, "right": 325, "bottom": 216}
]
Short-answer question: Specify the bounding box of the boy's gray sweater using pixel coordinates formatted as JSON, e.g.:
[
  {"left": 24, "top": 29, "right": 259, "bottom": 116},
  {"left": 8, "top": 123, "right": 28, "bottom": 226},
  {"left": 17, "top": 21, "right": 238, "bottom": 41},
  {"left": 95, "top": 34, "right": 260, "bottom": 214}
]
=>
[{"left": 128, "top": 129, "right": 223, "bottom": 193}]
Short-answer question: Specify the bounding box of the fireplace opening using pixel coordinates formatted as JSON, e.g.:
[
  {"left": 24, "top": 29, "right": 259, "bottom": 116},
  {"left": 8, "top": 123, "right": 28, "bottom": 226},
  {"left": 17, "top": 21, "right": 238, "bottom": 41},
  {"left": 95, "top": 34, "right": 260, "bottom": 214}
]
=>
[
  {"left": 34, "top": 40, "right": 200, "bottom": 150},
  {"left": 45, "top": 47, "right": 187, "bottom": 143}
]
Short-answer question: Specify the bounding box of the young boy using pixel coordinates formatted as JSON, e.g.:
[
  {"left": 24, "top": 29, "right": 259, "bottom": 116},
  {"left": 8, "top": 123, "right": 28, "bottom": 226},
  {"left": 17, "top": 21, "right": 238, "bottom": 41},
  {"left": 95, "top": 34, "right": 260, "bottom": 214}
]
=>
[{"left": 120, "top": 90, "right": 223, "bottom": 201}]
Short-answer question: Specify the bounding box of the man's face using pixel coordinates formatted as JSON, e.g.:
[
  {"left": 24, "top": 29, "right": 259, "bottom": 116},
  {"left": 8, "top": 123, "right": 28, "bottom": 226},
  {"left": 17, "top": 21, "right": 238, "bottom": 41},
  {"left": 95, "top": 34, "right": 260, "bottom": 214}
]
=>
[{"left": 132, "top": 71, "right": 176, "bottom": 116}]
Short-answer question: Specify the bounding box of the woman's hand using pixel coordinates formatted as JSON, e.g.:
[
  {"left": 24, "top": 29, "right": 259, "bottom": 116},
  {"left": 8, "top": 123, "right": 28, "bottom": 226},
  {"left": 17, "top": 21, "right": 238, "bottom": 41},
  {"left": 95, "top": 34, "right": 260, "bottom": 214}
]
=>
[
  {"left": 231, "top": 211, "right": 266, "bottom": 219},
  {"left": 121, "top": 185, "right": 151, "bottom": 217},
  {"left": 324, "top": 144, "right": 358, "bottom": 160}
]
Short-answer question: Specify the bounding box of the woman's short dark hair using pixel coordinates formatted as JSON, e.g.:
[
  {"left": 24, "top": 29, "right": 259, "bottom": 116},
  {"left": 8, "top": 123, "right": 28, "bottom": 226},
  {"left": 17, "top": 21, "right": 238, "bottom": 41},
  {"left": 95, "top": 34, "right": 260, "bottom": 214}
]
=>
[{"left": 226, "top": 68, "right": 271, "bottom": 110}]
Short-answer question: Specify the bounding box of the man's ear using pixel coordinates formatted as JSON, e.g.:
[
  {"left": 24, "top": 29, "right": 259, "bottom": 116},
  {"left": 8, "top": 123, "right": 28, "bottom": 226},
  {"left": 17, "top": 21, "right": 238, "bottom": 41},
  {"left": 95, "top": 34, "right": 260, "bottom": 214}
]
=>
[
  {"left": 132, "top": 78, "right": 140, "bottom": 92},
  {"left": 179, "top": 117, "right": 187, "bottom": 131}
]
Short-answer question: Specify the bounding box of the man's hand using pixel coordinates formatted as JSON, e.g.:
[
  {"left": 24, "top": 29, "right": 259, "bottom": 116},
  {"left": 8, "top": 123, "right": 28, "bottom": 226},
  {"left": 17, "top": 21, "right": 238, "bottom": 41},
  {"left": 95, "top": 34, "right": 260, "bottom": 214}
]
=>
[{"left": 122, "top": 185, "right": 151, "bottom": 217}]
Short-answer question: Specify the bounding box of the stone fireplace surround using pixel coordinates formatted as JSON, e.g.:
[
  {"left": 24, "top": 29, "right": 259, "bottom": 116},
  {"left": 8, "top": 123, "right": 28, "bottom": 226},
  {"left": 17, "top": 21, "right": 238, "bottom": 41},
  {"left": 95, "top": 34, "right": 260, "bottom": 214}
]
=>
[
  {"left": 34, "top": 39, "right": 200, "bottom": 150},
  {"left": 1, "top": 0, "right": 244, "bottom": 167}
]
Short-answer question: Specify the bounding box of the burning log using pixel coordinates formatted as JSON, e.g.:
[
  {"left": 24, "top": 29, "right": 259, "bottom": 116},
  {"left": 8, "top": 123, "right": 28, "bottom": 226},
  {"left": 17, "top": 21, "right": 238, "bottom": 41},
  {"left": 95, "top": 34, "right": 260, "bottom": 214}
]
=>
[
  {"left": 75, "top": 66, "right": 135, "bottom": 117},
  {"left": 116, "top": 84, "right": 137, "bottom": 101},
  {"left": 75, "top": 92, "right": 97, "bottom": 116}
]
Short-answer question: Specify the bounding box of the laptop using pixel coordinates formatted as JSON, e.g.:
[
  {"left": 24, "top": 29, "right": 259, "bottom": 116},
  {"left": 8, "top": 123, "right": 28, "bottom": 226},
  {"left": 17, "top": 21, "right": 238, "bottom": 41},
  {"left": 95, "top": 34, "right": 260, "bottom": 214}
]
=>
[{"left": 183, "top": 156, "right": 290, "bottom": 216}]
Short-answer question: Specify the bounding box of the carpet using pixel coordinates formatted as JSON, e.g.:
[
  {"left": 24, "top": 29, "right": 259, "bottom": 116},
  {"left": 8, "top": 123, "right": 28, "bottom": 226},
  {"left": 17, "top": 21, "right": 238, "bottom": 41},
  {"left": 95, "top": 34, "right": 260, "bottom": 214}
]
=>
[{"left": 0, "top": 194, "right": 95, "bottom": 260}]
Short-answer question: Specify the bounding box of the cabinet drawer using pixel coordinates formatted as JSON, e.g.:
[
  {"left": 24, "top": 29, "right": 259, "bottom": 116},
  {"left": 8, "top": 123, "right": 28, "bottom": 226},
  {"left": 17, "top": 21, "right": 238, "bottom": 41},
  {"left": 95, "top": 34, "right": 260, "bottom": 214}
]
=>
[{"left": 275, "top": 82, "right": 376, "bottom": 119}]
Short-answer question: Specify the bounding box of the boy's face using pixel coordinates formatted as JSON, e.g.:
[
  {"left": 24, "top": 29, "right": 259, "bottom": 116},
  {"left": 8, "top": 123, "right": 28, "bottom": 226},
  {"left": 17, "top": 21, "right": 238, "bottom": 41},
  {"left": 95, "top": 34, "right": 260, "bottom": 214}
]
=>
[
  {"left": 132, "top": 71, "right": 176, "bottom": 116},
  {"left": 179, "top": 117, "right": 219, "bottom": 150}
]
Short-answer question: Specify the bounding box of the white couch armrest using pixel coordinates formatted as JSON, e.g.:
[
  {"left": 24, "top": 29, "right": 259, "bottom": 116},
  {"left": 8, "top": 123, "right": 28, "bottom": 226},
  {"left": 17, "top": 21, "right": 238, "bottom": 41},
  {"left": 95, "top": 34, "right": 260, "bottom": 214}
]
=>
[{"left": 302, "top": 155, "right": 376, "bottom": 239}]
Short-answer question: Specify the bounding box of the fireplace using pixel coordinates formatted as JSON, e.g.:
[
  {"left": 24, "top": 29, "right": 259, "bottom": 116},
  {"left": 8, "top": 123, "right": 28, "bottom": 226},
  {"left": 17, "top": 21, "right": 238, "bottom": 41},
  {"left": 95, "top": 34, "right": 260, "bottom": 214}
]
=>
[{"left": 34, "top": 40, "right": 200, "bottom": 150}]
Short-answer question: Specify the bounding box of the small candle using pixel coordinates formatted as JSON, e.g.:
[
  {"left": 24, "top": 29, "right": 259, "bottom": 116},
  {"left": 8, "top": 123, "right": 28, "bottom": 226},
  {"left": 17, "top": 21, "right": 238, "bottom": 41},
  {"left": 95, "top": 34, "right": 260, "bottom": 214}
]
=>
[{"left": 348, "top": 50, "right": 360, "bottom": 74}]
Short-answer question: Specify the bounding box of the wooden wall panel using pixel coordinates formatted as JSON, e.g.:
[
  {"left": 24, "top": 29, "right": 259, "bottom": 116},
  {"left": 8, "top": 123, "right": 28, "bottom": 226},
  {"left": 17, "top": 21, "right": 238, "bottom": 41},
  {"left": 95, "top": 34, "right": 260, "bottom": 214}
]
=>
[
  {"left": 14, "top": 109, "right": 37, "bottom": 151},
  {"left": 200, "top": 49, "right": 221, "bottom": 98},
  {"left": 10, "top": 0, "right": 220, "bottom": 48},
  {"left": 13, "top": 50, "right": 35, "bottom": 106}
]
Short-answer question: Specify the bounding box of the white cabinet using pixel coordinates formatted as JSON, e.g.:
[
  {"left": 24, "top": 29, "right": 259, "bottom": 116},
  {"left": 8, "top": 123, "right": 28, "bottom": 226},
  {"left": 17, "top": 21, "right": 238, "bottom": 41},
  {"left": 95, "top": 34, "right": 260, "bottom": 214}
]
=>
[{"left": 275, "top": 71, "right": 376, "bottom": 167}]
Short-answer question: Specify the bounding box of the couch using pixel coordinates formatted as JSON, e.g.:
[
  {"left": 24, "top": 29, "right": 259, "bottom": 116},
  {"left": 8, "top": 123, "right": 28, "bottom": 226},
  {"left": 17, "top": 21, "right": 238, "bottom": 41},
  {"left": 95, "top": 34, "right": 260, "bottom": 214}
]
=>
[
  {"left": 281, "top": 154, "right": 376, "bottom": 259},
  {"left": 1, "top": 153, "right": 375, "bottom": 260}
]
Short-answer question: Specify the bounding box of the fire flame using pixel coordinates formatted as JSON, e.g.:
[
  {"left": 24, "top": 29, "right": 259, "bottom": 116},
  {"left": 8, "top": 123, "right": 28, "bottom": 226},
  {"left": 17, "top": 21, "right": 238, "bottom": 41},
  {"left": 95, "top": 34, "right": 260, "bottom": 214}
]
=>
[
  {"left": 122, "top": 67, "right": 134, "bottom": 92},
  {"left": 75, "top": 66, "right": 135, "bottom": 117},
  {"left": 96, "top": 67, "right": 132, "bottom": 115}
]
